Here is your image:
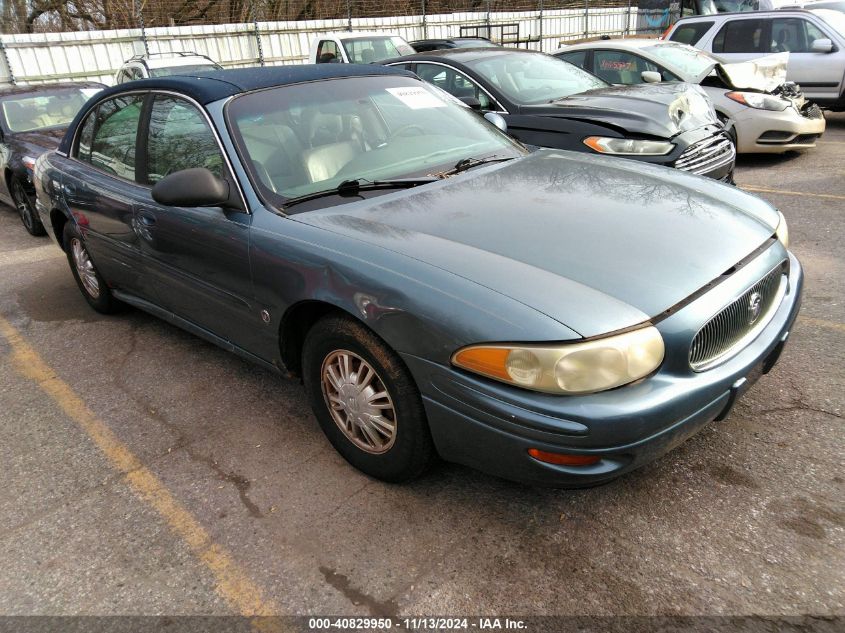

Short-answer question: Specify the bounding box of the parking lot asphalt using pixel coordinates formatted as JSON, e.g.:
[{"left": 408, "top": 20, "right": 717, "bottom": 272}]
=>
[{"left": 0, "top": 115, "right": 842, "bottom": 622}]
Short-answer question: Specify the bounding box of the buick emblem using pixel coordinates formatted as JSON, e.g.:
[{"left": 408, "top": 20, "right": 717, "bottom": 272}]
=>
[{"left": 747, "top": 292, "right": 763, "bottom": 325}]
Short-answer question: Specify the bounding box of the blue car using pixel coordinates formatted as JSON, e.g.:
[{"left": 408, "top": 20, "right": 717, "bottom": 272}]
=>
[{"left": 34, "top": 65, "right": 802, "bottom": 486}]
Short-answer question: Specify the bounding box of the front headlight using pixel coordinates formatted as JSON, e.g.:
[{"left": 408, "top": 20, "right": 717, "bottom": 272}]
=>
[
  {"left": 726, "top": 91, "right": 789, "bottom": 112},
  {"left": 452, "top": 326, "right": 665, "bottom": 395},
  {"left": 776, "top": 210, "right": 789, "bottom": 248},
  {"left": 583, "top": 137, "right": 675, "bottom": 155}
]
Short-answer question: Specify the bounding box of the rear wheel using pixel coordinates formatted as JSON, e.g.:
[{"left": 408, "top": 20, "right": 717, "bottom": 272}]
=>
[
  {"left": 302, "top": 315, "right": 435, "bottom": 482},
  {"left": 10, "top": 177, "right": 45, "bottom": 236},
  {"left": 63, "top": 222, "right": 121, "bottom": 314}
]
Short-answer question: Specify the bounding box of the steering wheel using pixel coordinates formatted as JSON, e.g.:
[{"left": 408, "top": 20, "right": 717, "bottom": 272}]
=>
[{"left": 388, "top": 124, "right": 426, "bottom": 140}]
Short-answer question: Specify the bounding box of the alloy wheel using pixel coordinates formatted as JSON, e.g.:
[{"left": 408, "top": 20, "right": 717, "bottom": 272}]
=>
[{"left": 70, "top": 237, "right": 100, "bottom": 299}]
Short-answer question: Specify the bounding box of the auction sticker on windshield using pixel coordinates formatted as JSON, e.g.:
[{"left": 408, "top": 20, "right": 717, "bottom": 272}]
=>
[{"left": 386, "top": 86, "right": 447, "bottom": 109}]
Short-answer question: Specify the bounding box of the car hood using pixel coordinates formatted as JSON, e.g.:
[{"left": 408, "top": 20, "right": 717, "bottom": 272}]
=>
[
  {"left": 295, "top": 150, "right": 779, "bottom": 337},
  {"left": 522, "top": 83, "right": 718, "bottom": 139},
  {"left": 713, "top": 53, "right": 789, "bottom": 93}
]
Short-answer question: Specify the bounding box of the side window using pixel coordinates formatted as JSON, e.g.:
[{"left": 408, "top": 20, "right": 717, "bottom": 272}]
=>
[
  {"left": 771, "top": 18, "right": 827, "bottom": 53},
  {"left": 557, "top": 51, "right": 588, "bottom": 70},
  {"left": 415, "top": 63, "right": 496, "bottom": 110},
  {"left": 593, "top": 51, "right": 658, "bottom": 84},
  {"left": 669, "top": 22, "right": 715, "bottom": 46},
  {"left": 130, "top": 66, "right": 144, "bottom": 80},
  {"left": 116, "top": 70, "right": 131, "bottom": 84},
  {"left": 146, "top": 95, "right": 224, "bottom": 184},
  {"left": 713, "top": 19, "right": 767, "bottom": 54},
  {"left": 76, "top": 94, "right": 143, "bottom": 181},
  {"left": 316, "top": 40, "right": 340, "bottom": 63}
]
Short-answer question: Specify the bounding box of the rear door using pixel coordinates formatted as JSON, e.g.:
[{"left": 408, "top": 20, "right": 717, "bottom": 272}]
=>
[
  {"left": 134, "top": 93, "right": 256, "bottom": 347},
  {"left": 708, "top": 17, "right": 770, "bottom": 63},
  {"left": 62, "top": 93, "right": 152, "bottom": 296}
]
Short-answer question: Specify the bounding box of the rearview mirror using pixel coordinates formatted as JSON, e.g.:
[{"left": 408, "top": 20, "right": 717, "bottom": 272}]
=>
[
  {"left": 811, "top": 38, "right": 834, "bottom": 53},
  {"left": 483, "top": 112, "right": 508, "bottom": 133},
  {"left": 641, "top": 70, "right": 662, "bottom": 83},
  {"left": 151, "top": 168, "right": 235, "bottom": 208}
]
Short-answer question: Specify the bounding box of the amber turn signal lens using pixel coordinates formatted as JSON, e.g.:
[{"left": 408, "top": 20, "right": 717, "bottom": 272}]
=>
[
  {"left": 452, "top": 347, "right": 511, "bottom": 381},
  {"left": 527, "top": 448, "right": 600, "bottom": 466}
]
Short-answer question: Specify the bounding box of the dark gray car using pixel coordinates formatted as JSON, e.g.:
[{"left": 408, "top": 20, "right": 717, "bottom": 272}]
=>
[{"left": 35, "top": 66, "right": 802, "bottom": 486}]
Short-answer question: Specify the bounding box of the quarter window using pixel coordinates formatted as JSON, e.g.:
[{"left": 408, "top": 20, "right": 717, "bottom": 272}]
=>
[
  {"left": 713, "top": 19, "right": 767, "bottom": 54},
  {"left": 669, "top": 22, "right": 715, "bottom": 46},
  {"left": 557, "top": 51, "right": 587, "bottom": 70},
  {"left": 145, "top": 96, "right": 224, "bottom": 184},
  {"left": 316, "top": 41, "right": 340, "bottom": 63},
  {"left": 414, "top": 63, "right": 496, "bottom": 110},
  {"left": 76, "top": 94, "right": 144, "bottom": 181}
]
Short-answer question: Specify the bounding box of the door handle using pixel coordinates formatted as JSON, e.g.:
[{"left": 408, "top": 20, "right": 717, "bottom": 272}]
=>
[{"left": 137, "top": 211, "right": 157, "bottom": 226}]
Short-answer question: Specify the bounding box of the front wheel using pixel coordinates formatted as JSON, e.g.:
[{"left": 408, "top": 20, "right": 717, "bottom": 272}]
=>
[
  {"left": 302, "top": 315, "right": 435, "bottom": 482},
  {"left": 63, "top": 222, "right": 121, "bottom": 314},
  {"left": 718, "top": 113, "right": 738, "bottom": 149},
  {"left": 10, "top": 177, "right": 45, "bottom": 236}
]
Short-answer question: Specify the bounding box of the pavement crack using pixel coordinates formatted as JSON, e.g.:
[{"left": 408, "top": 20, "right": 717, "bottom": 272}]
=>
[
  {"left": 110, "top": 321, "right": 265, "bottom": 519},
  {"left": 319, "top": 566, "right": 398, "bottom": 618}
]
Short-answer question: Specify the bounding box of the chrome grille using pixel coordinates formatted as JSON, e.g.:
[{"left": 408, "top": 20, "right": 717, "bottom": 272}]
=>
[
  {"left": 675, "top": 134, "right": 736, "bottom": 175},
  {"left": 689, "top": 263, "right": 787, "bottom": 370}
]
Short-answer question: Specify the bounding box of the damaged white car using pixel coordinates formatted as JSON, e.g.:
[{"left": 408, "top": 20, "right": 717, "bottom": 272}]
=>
[{"left": 555, "top": 40, "right": 826, "bottom": 153}]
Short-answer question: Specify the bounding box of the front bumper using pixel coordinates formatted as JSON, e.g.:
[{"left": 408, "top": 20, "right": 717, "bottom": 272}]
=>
[
  {"left": 403, "top": 247, "right": 803, "bottom": 487},
  {"left": 735, "top": 103, "right": 826, "bottom": 153}
]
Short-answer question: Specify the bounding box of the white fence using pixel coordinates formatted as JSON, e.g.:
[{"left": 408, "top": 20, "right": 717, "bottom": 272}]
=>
[{"left": 0, "top": 8, "right": 667, "bottom": 86}]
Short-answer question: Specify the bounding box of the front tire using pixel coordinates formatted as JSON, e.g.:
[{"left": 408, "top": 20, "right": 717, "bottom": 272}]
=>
[
  {"left": 63, "top": 222, "right": 120, "bottom": 314},
  {"left": 10, "top": 177, "right": 45, "bottom": 236},
  {"left": 302, "top": 315, "right": 435, "bottom": 482}
]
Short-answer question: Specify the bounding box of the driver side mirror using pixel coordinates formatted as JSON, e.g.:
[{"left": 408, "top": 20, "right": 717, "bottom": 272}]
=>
[
  {"left": 483, "top": 112, "right": 508, "bottom": 133},
  {"left": 811, "top": 38, "right": 834, "bottom": 53},
  {"left": 641, "top": 70, "right": 662, "bottom": 83},
  {"left": 152, "top": 168, "right": 241, "bottom": 210}
]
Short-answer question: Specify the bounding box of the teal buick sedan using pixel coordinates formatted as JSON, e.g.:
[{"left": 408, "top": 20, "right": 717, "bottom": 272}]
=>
[{"left": 35, "top": 65, "right": 802, "bottom": 486}]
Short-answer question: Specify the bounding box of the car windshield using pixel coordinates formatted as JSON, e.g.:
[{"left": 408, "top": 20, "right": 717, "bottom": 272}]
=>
[
  {"left": 813, "top": 9, "right": 845, "bottom": 37},
  {"left": 642, "top": 43, "right": 720, "bottom": 80},
  {"left": 228, "top": 75, "right": 524, "bottom": 206},
  {"left": 0, "top": 87, "right": 101, "bottom": 133},
  {"left": 150, "top": 63, "right": 222, "bottom": 77},
  {"left": 341, "top": 37, "right": 415, "bottom": 63},
  {"left": 465, "top": 53, "right": 608, "bottom": 105}
]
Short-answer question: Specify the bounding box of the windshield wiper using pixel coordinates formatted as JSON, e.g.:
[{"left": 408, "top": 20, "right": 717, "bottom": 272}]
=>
[
  {"left": 283, "top": 177, "right": 438, "bottom": 208},
  {"left": 436, "top": 155, "right": 516, "bottom": 178}
]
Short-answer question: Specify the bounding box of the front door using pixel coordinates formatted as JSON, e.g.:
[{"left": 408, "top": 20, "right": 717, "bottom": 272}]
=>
[{"left": 135, "top": 94, "right": 256, "bottom": 347}]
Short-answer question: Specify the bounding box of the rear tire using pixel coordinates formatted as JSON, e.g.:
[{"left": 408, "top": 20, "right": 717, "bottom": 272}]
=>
[
  {"left": 63, "top": 221, "right": 121, "bottom": 314},
  {"left": 10, "top": 177, "right": 45, "bottom": 236},
  {"left": 302, "top": 315, "right": 435, "bottom": 482}
]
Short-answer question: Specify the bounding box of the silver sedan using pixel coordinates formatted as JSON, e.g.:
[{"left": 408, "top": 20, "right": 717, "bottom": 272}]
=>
[{"left": 555, "top": 38, "right": 826, "bottom": 153}]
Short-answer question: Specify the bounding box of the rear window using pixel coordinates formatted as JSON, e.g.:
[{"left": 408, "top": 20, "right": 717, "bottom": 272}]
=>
[{"left": 669, "top": 21, "right": 715, "bottom": 46}]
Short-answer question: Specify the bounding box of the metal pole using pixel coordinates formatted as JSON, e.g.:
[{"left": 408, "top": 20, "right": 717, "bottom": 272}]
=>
[
  {"left": 486, "top": 0, "right": 491, "bottom": 40},
  {"left": 584, "top": 0, "right": 589, "bottom": 38},
  {"left": 538, "top": 0, "right": 544, "bottom": 52},
  {"left": 252, "top": 1, "right": 265, "bottom": 66},
  {"left": 626, "top": 0, "right": 631, "bottom": 36},
  {"left": 0, "top": 37, "right": 16, "bottom": 85},
  {"left": 134, "top": 0, "right": 149, "bottom": 55},
  {"left": 347, "top": 0, "right": 353, "bottom": 32},
  {"left": 422, "top": 0, "right": 427, "bottom": 40}
]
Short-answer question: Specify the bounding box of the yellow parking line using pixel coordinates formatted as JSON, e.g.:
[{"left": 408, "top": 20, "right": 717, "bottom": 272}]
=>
[
  {"left": 738, "top": 185, "right": 845, "bottom": 201},
  {"left": 799, "top": 316, "right": 845, "bottom": 333},
  {"left": 0, "top": 315, "right": 279, "bottom": 619}
]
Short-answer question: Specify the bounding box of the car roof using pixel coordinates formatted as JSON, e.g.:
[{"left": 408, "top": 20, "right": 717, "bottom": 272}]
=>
[
  {"left": 384, "top": 47, "right": 543, "bottom": 64},
  {"left": 321, "top": 31, "right": 403, "bottom": 40},
  {"left": 560, "top": 38, "right": 666, "bottom": 52},
  {"left": 0, "top": 81, "right": 104, "bottom": 95},
  {"left": 143, "top": 55, "right": 219, "bottom": 69},
  {"left": 56, "top": 65, "right": 415, "bottom": 154},
  {"left": 674, "top": 8, "right": 817, "bottom": 21}
]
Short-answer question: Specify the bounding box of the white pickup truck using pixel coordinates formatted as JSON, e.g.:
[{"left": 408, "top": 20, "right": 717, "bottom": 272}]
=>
[{"left": 308, "top": 32, "right": 415, "bottom": 64}]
